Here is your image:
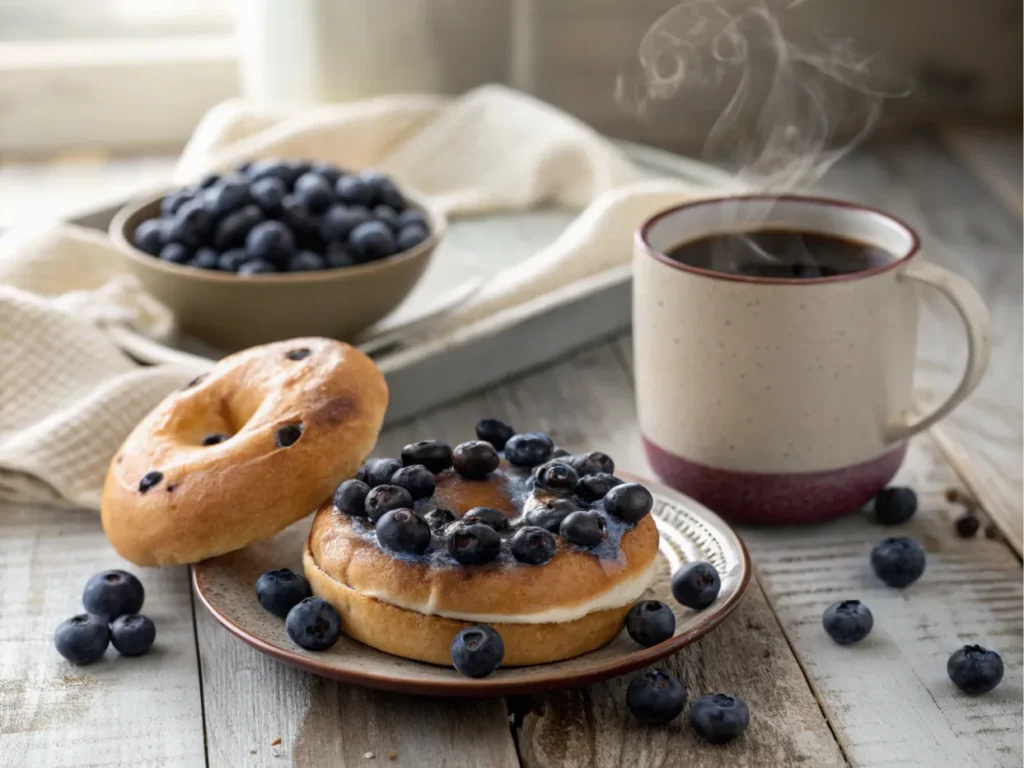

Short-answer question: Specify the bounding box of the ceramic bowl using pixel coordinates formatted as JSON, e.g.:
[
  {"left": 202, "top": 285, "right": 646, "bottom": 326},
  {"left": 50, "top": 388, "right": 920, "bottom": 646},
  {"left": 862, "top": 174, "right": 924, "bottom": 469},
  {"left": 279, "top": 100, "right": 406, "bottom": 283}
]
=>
[{"left": 110, "top": 189, "right": 445, "bottom": 351}]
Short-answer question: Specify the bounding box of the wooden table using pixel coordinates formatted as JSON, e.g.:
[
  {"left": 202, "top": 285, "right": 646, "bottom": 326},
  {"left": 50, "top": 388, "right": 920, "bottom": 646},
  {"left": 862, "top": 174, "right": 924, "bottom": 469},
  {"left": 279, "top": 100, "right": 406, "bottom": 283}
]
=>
[{"left": 1, "top": 127, "right": 1021, "bottom": 766}]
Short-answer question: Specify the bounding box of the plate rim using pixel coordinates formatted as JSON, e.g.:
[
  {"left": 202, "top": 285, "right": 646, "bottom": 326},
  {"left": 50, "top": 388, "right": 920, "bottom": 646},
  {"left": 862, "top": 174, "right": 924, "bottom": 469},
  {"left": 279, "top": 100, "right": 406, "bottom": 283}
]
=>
[{"left": 192, "top": 472, "right": 752, "bottom": 697}]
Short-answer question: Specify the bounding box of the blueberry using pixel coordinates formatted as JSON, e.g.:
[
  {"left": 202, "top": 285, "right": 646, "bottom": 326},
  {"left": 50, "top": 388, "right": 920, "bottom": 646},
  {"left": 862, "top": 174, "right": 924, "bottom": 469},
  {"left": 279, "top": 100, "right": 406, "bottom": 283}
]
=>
[
  {"left": 250, "top": 176, "right": 287, "bottom": 213},
  {"left": 274, "top": 422, "right": 304, "bottom": 447},
  {"left": 462, "top": 506, "right": 510, "bottom": 531},
  {"left": 626, "top": 669, "right": 686, "bottom": 725},
  {"left": 202, "top": 433, "right": 229, "bottom": 446},
  {"left": 626, "top": 600, "right": 676, "bottom": 647},
  {"left": 559, "top": 510, "right": 607, "bottom": 547},
  {"left": 390, "top": 464, "right": 436, "bottom": 500},
  {"left": 567, "top": 451, "right": 615, "bottom": 477},
  {"left": 873, "top": 487, "right": 917, "bottom": 525},
  {"left": 285, "top": 597, "right": 342, "bottom": 651},
  {"left": 504, "top": 432, "right": 554, "bottom": 468},
  {"left": 213, "top": 204, "right": 263, "bottom": 249},
  {"left": 54, "top": 614, "right": 110, "bottom": 665},
  {"left": 198, "top": 172, "right": 221, "bottom": 189},
  {"left": 510, "top": 526, "right": 557, "bottom": 565},
  {"left": 955, "top": 512, "right": 981, "bottom": 538},
  {"left": 311, "top": 162, "right": 343, "bottom": 185},
  {"left": 138, "top": 471, "right": 163, "bottom": 494},
  {"left": 333, "top": 479, "right": 370, "bottom": 516},
  {"left": 396, "top": 209, "right": 428, "bottom": 230},
  {"left": 452, "top": 440, "right": 500, "bottom": 480},
  {"left": 320, "top": 204, "right": 371, "bottom": 242},
  {"left": 947, "top": 644, "right": 1004, "bottom": 694},
  {"left": 450, "top": 624, "right": 504, "bottom": 677},
  {"left": 396, "top": 224, "right": 430, "bottom": 252},
  {"left": 238, "top": 258, "right": 277, "bottom": 276},
  {"left": 160, "top": 191, "right": 192, "bottom": 217},
  {"left": 110, "top": 614, "right": 156, "bottom": 657},
  {"left": 325, "top": 243, "right": 357, "bottom": 268},
  {"left": 206, "top": 175, "right": 251, "bottom": 215},
  {"left": 373, "top": 176, "right": 406, "bottom": 210},
  {"left": 335, "top": 175, "right": 375, "bottom": 207},
  {"left": 401, "top": 440, "right": 453, "bottom": 474},
  {"left": 671, "top": 561, "right": 721, "bottom": 609},
  {"left": 365, "top": 484, "right": 415, "bottom": 523},
  {"left": 279, "top": 195, "right": 319, "bottom": 239},
  {"left": 870, "top": 537, "right": 926, "bottom": 587},
  {"left": 247, "top": 160, "right": 292, "bottom": 185},
  {"left": 603, "top": 483, "right": 653, "bottom": 523},
  {"left": 690, "top": 694, "right": 750, "bottom": 743},
  {"left": 534, "top": 460, "right": 579, "bottom": 495},
  {"left": 190, "top": 248, "right": 220, "bottom": 270},
  {"left": 423, "top": 507, "right": 457, "bottom": 533},
  {"left": 132, "top": 218, "right": 166, "bottom": 255},
  {"left": 256, "top": 568, "right": 312, "bottom": 618},
  {"left": 474, "top": 418, "right": 515, "bottom": 450},
  {"left": 524, "top": 498, "right": 577, "bottom": 532},
  {"left": 168, "top": 201, "right": 214, "bottom": 247},
  {"left": 159, "top": 242, "right": 192, "bottom": 265},
  {"left": 246, "top": 220, "right": 295, "bottom": 263},
  {"left": 217, "top": 248, "right": 248, "bottom": 272},
  {"left": 575, "top": 473, "right": 623, "bottom": 503},
  {"left": 373, "top": 205, "right": 400, "bottom": 230},
  {"left": 294, "top": 172, "right": 334, "bottom": 212},
  {"left": 822, "top": 600, "right": 874, "bottom": 644},
  {"left": 83, "top": 570, "right": 145, "bottom": 620},
  {"left": 289, "top": 251, "right": 325, "bottom": 272},
  {"left": 445, "top": 521, "right": 500, "bottom": 565},
  {"left": 376, "top": 508, "right": 431, "bottom": 555},
  {"left": 349, "top": 221, "right": 396, "bottom": 261},
  {"left": 358, "top": 457, "right": 403, "bottom": 487}
]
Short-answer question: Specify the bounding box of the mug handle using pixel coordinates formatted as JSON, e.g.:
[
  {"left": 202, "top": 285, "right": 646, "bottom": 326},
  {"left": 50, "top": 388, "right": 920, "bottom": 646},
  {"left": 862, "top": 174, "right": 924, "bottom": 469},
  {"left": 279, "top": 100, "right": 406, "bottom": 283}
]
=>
[{"left": 887, "top": 260, "right": 991, "bottom": 442}]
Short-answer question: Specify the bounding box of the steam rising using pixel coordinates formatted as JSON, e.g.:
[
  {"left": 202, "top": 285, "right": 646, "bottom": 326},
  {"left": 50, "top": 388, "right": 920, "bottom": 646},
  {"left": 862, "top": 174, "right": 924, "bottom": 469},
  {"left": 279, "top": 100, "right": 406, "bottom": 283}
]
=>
[{"left": 617, "top": 0, "right": 911, "bottom": 192}]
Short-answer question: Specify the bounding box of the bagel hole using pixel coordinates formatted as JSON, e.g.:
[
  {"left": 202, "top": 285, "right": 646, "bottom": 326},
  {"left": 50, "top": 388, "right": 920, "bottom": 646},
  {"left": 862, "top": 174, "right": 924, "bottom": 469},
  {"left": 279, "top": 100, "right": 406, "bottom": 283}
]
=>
[{"left": 274, "top": 422, "right": 305, "bottom": 448}]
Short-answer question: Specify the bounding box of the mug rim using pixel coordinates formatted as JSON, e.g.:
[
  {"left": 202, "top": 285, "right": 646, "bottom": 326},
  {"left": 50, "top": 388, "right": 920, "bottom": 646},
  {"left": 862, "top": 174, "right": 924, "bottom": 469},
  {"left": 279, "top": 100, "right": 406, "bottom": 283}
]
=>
[{"left": 636, "top": 193, "right": 921, "bottom": 286}]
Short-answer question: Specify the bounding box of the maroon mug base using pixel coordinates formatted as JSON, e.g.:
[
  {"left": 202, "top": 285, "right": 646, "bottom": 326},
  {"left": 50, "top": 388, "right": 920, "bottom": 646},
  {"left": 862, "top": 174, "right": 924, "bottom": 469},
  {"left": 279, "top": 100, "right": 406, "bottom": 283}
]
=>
[{"left": 642, "top": 438, "right": 907, "bottom": 525}]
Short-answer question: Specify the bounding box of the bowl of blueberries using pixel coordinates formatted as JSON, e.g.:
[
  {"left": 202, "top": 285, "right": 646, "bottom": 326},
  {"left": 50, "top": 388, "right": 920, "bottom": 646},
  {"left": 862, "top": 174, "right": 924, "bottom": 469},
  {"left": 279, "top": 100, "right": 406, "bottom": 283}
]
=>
[{"left": 110, "top": 158, "right": 444, "bottom": 350}]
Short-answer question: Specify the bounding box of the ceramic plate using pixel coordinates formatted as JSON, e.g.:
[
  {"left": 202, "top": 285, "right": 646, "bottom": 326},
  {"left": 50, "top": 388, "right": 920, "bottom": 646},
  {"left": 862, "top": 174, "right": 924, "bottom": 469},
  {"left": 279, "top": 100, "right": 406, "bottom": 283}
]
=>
[{"left": 193, "top": 473, "right": 751, "bottom": 697}]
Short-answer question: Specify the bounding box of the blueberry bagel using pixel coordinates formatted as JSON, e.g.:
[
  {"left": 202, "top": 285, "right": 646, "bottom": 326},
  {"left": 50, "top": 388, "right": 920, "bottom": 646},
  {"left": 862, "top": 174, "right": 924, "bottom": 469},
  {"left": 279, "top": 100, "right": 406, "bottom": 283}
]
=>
[
  {"left": 102, "top": 338, "right": 388, "bottom": 566},
  {"left": 304, "top": 420, "right": 660, "bottom": 666}
]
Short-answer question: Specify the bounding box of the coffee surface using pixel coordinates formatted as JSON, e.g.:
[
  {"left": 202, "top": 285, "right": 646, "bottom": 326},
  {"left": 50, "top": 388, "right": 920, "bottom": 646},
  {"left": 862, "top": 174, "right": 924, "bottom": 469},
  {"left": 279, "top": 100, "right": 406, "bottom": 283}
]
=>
[{"left": 664, "top": 229, "right": 893, "bottom": 279}]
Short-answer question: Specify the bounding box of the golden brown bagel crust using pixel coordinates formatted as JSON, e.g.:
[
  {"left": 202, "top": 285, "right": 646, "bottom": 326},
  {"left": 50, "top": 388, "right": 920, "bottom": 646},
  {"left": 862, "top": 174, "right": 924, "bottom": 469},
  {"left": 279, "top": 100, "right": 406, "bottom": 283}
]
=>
[
  {"left": 101, "top": 338, "right": 387, "bottom": 566},
  {"left": 304, "top": 544, "right": 632, "bottom": 666}
]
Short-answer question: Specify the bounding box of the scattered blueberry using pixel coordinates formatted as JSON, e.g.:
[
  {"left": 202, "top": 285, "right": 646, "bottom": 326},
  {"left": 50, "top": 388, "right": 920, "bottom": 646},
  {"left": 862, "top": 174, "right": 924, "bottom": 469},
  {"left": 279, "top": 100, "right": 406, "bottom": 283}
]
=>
[
  {"left": 870, "top": 537, "right": 926, "bottom": 588},
  {"left": 335, "top": 175, "right": 375, "bottom": 207},
  {"left": 524, "top": 498, "right": 576, "bottom": 532},
  {"left": 83, "top": 570, "right": 145, "bottom": 621},
  {"left": 445, "top": 522, "right": 501, "bottom": 565},
  {"left": 376, "top": 508, "right": 431, "bottom": 555},
  {"left": 168, "top": 200, "right": 214, "bottom": 247},
  {"left": 947, "top": 645, "right": 1004, "bottom": 694},
  {"left": 575, "top": 473, "right": 622, "bottom": 503},
  {"left": 349, "top": 220, "right": 396, "bottom": 261},
  {"left": 159, "top": 242, "right": 192, "bottom": 265},
  {"left": 285, "top": 597, "right": 342, "bottom": 651},
  {"left": 955, "top": 512, "right": 980, "bottom": 538},
  {"left": 401, "top": 440, "right": 452, "bottom": 474},
  {"left": 626, "top": 669, "right": 686, "bottom": 725},
  {"left": 504, "top": 432, "right": 554, "bottom": 468},
  {"left": 217, "top": 248, "right": 248, "bottom": 272},
  {"left": 510, "top": 526, "right": 557, "bottom": 565},
  {"left": 359, "top": 457, "right": 403, "bottom": 488},
  {"left": 274, "top": 422, "right": 304, "bottom": 447},
  {"left": 246, "top": 220, "right": 294, "bottom": 263},
  {"left": 132, "top": 218, "right": 166, "bottom": 255},
  {"left": 238, "top": 258, "right": 277, "bottom": 275},
  {"left": 450, "top": 624, "right": 504, "bottom": 677},
  {"left": 288, "top": 250, "right": 325, "bottom": 272},
  {"left": 202, "top": 433, "right": 229, "bottom": 446},
  {"left": 559, "top": 510, "right": 607, "bottom": 548},
  {"left": 534, "top": 460, "right": 579, "bottom": 495},
  {"left": 190, "top": 247, "right": 220, "bottom": 270},
  {"left": 293, "top": 172, "right": 333, "bottom": 212},
  {"left": 110, "top": 614, "right": 157, "bottom": 656},
  {"left": 603, "top": 483, "right": 653, "bottom": 523},
  {"left": 690, "top": 694, "right": 750, "bottom": 743},
  {"left": 452, "top": 440, "right": 500, "bottom": 480},
  {"left": 138, "top": 471, "right": 163, "bottom": 494},
  {"left": 396, "top": 225, "right": 429, "bottom": 252},
  {"left": 250, "top": 177, "right": 287, "bottom": 213},
  {"left": 423, "top": 507, "right": 457, "bottom": 532},
  {"left": 474, "top": 418, "right": 514, "bottom": 450},
  {"left": 822, "top": 600, "right": 874, "bottom": 644},
  {"left": 54, "top": 614, "right": 110, "bottom": 665},
  {"left": 462, "top": 506, "right": 510, "bottom": 531},
  {"left": 567, "top": 451, "right": 615, "bottom": 477},
  {"left": 256, "top": 568, "right": 312, "bottom": 618},
  {"left": 626, "top": 600, "right": 676, "bottom": 647},
  {"left": 334, "top": 479, "right": 371, "bottom": 516},
  {"left": 671, "top": 562, "right": 721, "bottom": 609},
  {"left": 365, "top": 484, "right": 415, "bottom": 522},
  {"left": 390, "top": 464, "right": 436, "bottom": 500},
  {"left": 873, "top": 487, "right": 917, "bottom": 525}
]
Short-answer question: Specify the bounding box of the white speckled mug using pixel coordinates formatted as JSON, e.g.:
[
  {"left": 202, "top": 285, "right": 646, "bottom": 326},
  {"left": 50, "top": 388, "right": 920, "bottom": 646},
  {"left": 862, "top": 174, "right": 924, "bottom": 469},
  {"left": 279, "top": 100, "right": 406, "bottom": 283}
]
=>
[{"left": 634, "top": 195, "right": 991, "bottom": 523}]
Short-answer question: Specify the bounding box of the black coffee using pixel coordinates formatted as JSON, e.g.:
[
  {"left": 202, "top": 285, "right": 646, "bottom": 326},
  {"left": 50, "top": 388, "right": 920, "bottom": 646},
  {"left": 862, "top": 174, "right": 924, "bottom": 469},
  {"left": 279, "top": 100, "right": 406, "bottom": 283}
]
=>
[{"left": 665, "top": 229, "right": 893, "bottom": 279}]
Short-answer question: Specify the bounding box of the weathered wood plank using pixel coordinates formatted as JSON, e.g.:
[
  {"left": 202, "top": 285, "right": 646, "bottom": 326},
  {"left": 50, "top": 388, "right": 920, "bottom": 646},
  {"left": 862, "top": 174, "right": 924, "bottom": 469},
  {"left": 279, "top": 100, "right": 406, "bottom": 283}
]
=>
[{"left": 0, "top": 504, "right": 206, "bottom": 767}]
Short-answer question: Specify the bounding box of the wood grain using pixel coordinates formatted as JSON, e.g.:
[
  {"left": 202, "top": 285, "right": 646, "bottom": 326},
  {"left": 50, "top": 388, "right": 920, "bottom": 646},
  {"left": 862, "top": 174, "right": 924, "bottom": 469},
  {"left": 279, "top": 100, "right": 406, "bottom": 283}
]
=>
[{"left": 0, "top": 504, "right": 205, "bottom": 767}]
